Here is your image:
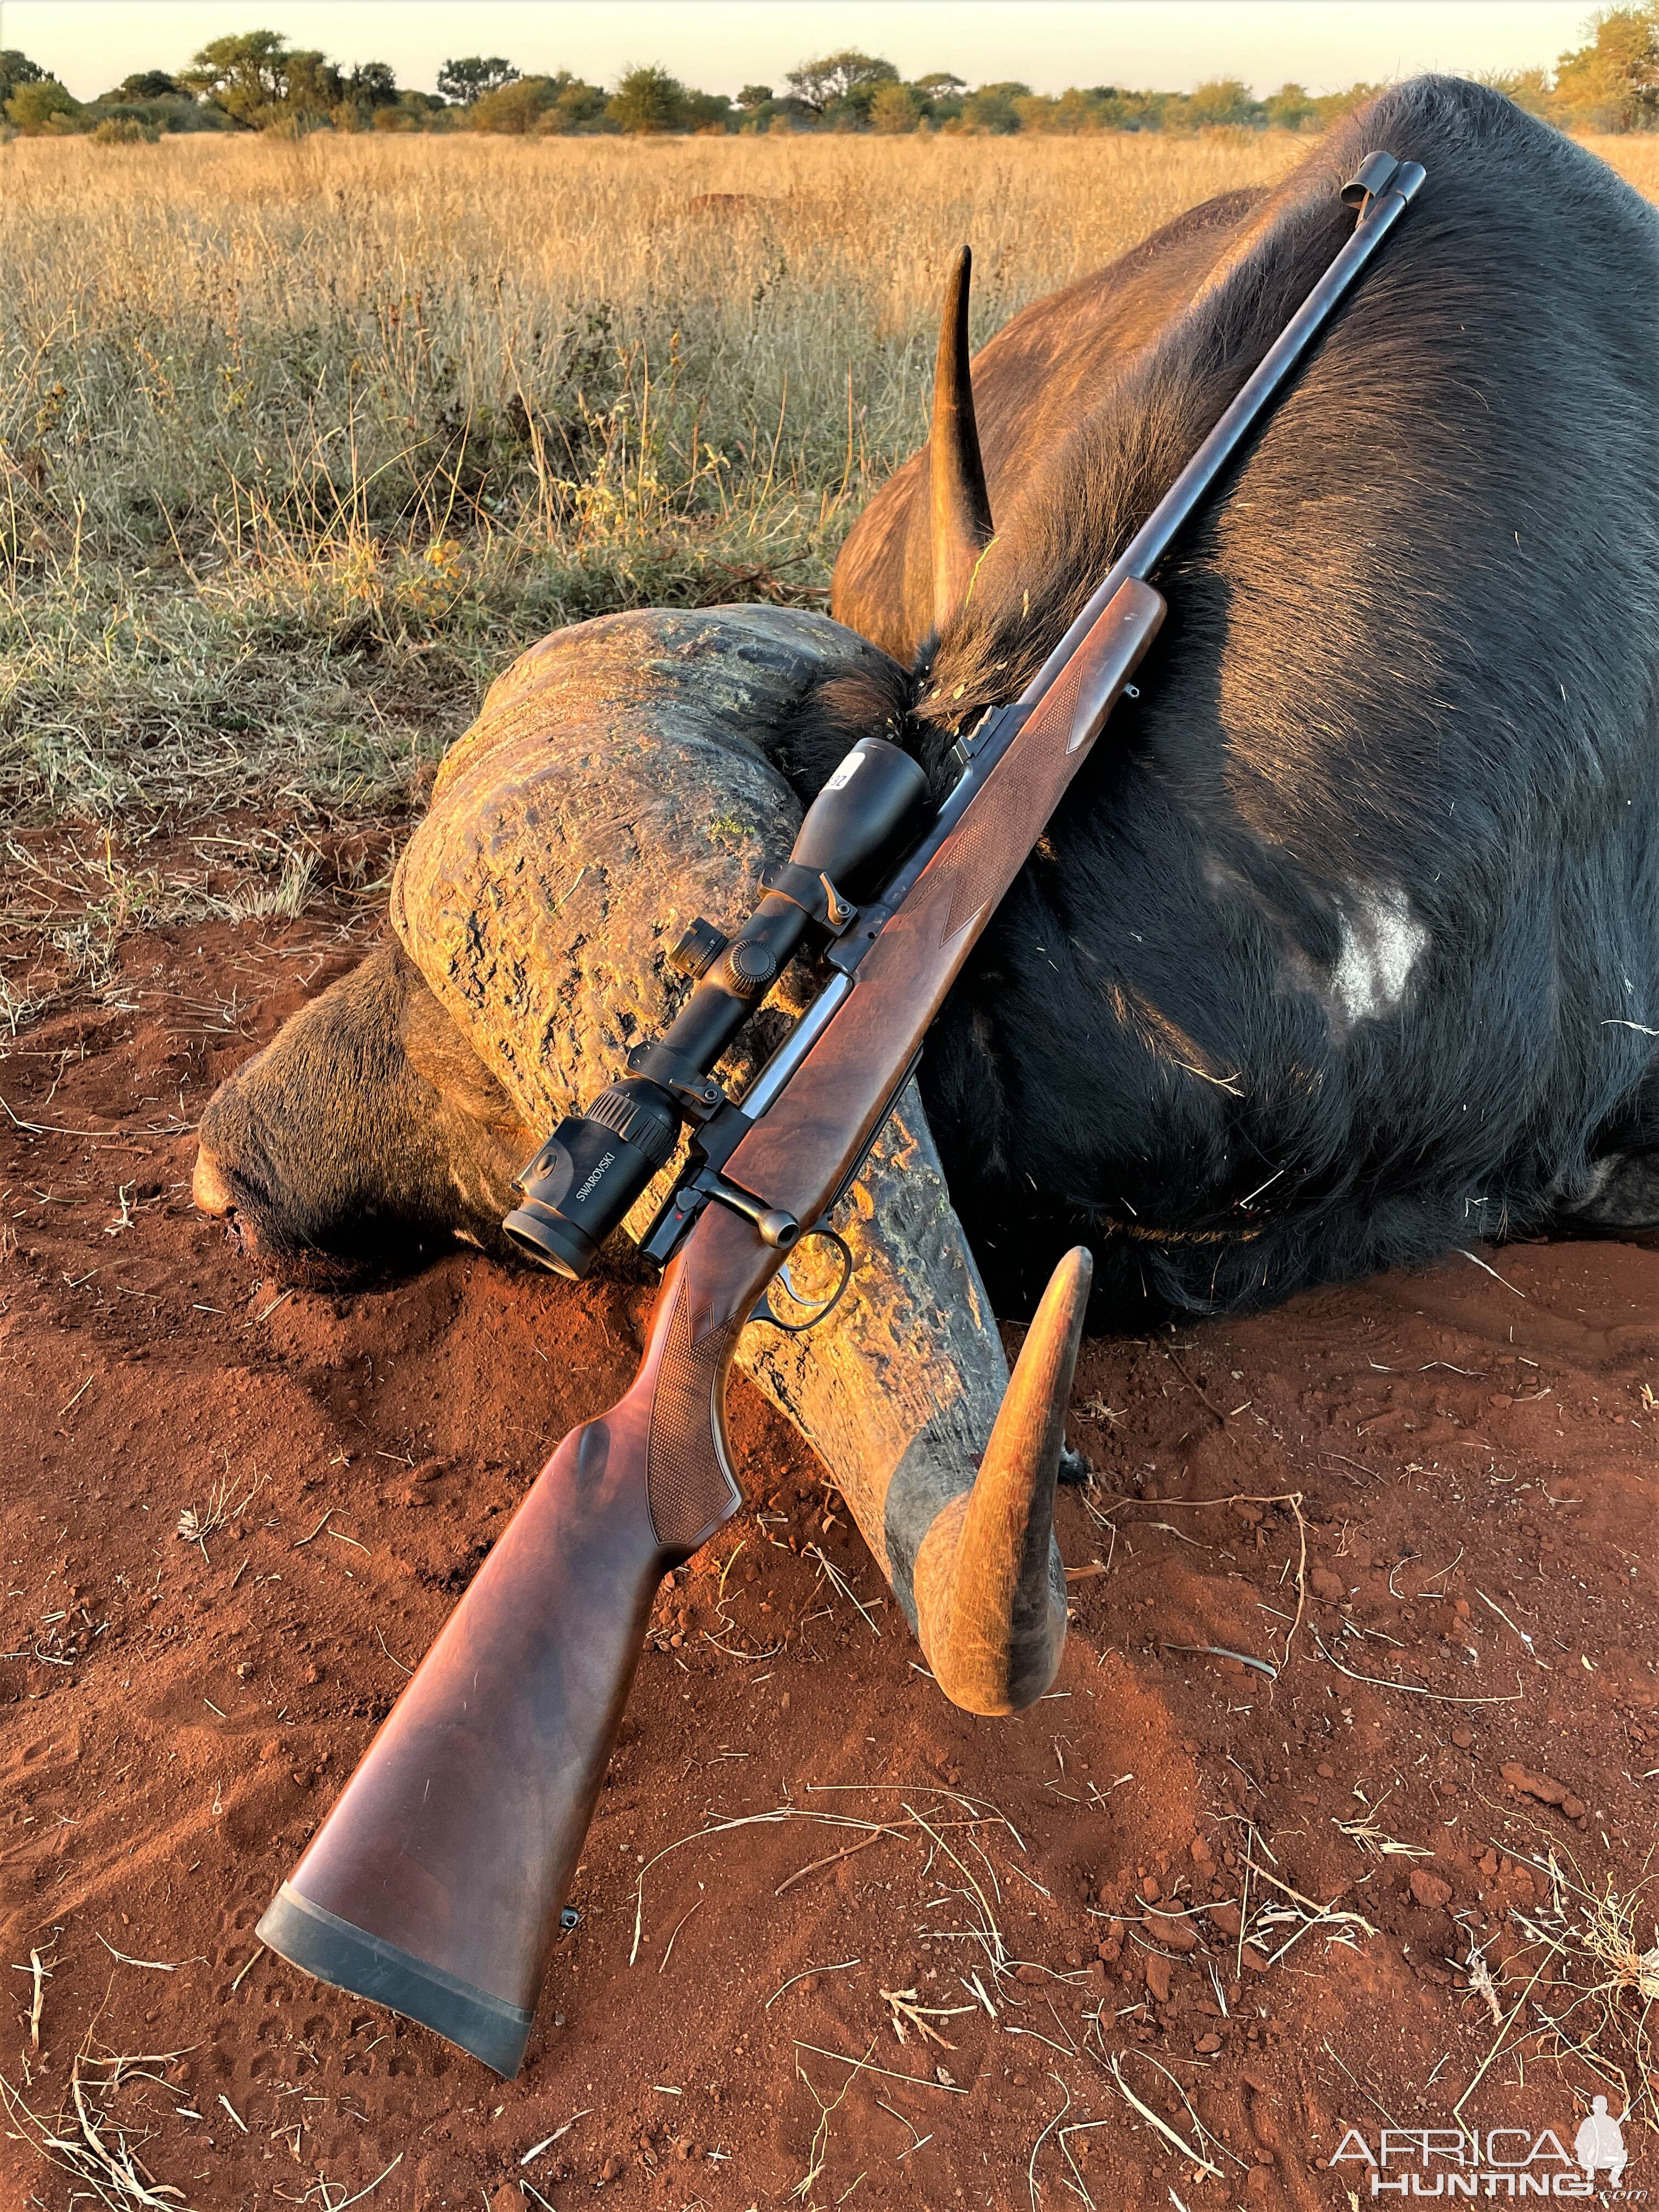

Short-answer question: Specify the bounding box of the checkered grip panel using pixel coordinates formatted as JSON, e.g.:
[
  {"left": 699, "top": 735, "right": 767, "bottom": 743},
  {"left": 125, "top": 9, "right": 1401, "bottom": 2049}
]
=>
[{"left": 646, "top": 1281, "right": 740, "bottom": 1551}]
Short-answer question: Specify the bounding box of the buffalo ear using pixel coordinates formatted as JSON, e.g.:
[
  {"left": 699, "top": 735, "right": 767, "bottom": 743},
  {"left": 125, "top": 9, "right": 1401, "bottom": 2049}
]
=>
[
  {"left": 398, "top": 981, "right": 524, "bottom": 1132},
  {"left": 929, "top": 244, "right": 995, "bottom": 633}
]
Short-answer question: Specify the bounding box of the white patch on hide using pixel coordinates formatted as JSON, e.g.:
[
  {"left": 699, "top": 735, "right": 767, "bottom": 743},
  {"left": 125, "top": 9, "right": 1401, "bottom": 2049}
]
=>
[{"left": 1330, "top": 884, "right": 1428, "bottom": 1026}]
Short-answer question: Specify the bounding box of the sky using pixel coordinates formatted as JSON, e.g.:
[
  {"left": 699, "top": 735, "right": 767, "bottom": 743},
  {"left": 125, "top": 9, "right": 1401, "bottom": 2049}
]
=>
[{"left": 1, "top": 1, "right": 1592, "bottom": 104}]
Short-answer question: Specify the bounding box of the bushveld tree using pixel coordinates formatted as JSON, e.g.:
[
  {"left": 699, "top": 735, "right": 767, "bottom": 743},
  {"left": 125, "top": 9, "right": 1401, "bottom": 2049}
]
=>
[
  {"left": 284, "top": 52, "right": 346, "bottom": 118},
  {"left": 1311, "top": 80, "right": 1385, "bottom": 126},
  {"left": 1551, "top": 4, "right": 1659, "bottom": 127},
  {"left": 99, "top": 69, "right": 183, "bottom": 101},
  {"left": 910, "top": 71, "right": 966, "bottom": 122},
  {"left": 0, "top": 47, "right": 43, "bottom": 108},
  {"left": 608, "top": 64, "right": 688, "bottom": 133},
  {"left": 542, "top": 74, "right": 608, "bottom": 132},
  {"left": 869, "top": 80, "right": 922, "bottom": 131},
  {"left": 179, "top": 30, "right": 295, "bottom": 122},
  {"left": 469, "top": 75, "right": 556, "bottom": 132},
  {"left": 1262, "top": 81, "right": 1319, "bottom": 129},
  {"left": 437, "top": 55, "right": 518, "bottom": 104},
  {"left": 737, "top": 84, "right": 772, "bottom": 109},
  {"left": 1188, "top": 76, "right": 1260, "bottom": 125},
  {"left": 5, "top": 77, "right": 81, "bottom": 131},
  {"left": 962, "top": 81, "right": 1028, "bottom": 132},
  {"left": 786, "top": 49, "right": 898, "bottom": 116},
  {"left": 343, "top": 60, "right": 399, "bottom": 108},
  {"left": 682, "top": 87, "right": 735, "bottom": 130}
]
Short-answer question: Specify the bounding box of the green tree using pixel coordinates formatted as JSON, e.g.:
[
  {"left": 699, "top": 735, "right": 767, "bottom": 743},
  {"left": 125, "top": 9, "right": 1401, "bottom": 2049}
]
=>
[
  {"left": 1097, "top": 86, "right": 1172, "bottom": 129},
  {"left": 681, "top": 87, "right": 735, "bottom": 131},
  {"left": 1552, "top": 5, "right": 1659, "bottom": 128},
  {"left": 1480, "top": 66, "right": 1551, "bottom": 116},
  {"left": 737, "top": 84, "right": 773, "bottom": 109},
  {"left": 869, "top": 80, "right": 922, "bottom": 132},
  {"left": 284, "top": 51, "right": 345, "bottom": 119},
  {"left": 1188, "top": 77, "right": 1260, "bottom": 126},
  {"left": 1047, "top": 86, "right": 1110, "bottom": 131},
  {"left": 437, "top": 55, "right": 518, "bottom": 104},
  {"left": 5, "top": 77, "right": 82, "bottom": 132},
  {"left": 99, "top": 69, "right": 183, "bottom": 102},
  {"left": 179, "top": 30, "right": 295, "bottom": 123},
  {"left": 1311, "top": 80, "right": 1385, "bottom": 128},
  {"left": 469, "top": 75, "right": 556, "bottom": 133},
  {"left": 343, "top": 60, "right": 398, "bottom": 108},
  {"left": 607, "top": 64, "right": 687, "bottom": 133},
  {"left": 543, "top": 74, "right": 608, "bottom": 131},
  {"left": 0, "top": 47, "right": 46, "bottom": 109},
  {"left": 1262, "top": 81, "right": 1318, "bottom": 130},
  {"left": 785, "top": 49, "right": 898, "bottom": 115},
  {"left": 962, "top": 82, "right": 1028, "bottom": 133},
  {"left": 912, "top": 71, "right": 966, "bottom": 122}
]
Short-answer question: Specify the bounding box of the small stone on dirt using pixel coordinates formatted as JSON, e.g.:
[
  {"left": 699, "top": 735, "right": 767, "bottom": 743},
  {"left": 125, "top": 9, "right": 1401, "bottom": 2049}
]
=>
[
  {"left": 1310, "top": 1568, "right": 1345, "bottom": 1601},
  {"left": 1408, "top": 1869, "right": 1453, "bottom": 1910},
  {"left": 1147, "top": 1910, "right": 1198, "bottom": 1953},
  {"left": 1500, "top": 1760, "right": 1577, "bottom": 1812},
  {"left": 1144, "top": 1953, "right": 1173, "bottom": 2004}
]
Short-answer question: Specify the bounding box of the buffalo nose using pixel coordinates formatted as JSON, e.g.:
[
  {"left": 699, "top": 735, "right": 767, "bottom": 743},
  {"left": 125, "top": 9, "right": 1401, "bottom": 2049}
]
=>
[{"left": 193, "top": 1147, "right": 235, "bottom": 1218}]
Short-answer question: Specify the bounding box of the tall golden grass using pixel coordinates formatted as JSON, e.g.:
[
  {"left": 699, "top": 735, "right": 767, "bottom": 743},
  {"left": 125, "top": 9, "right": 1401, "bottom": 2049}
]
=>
[{"left": 1, "top": 129, "right": 1654, "bottom": 821}]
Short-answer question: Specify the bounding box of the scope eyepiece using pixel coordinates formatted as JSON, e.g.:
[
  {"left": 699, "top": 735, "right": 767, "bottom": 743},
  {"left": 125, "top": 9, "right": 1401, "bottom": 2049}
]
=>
[{"left": 503, "top": 1077, "right": 679, "bottom": 1280}]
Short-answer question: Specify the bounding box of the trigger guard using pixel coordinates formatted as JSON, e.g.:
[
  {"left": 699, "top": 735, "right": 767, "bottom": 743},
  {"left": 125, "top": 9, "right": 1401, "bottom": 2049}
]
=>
[{"left": 747, "top": 1223, "right": 854, "bottom": 1335}]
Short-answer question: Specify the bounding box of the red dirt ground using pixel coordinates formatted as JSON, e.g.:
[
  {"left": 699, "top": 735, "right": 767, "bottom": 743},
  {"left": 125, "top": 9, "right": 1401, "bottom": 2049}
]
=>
[{"left": 3, "top": 874, "right": 1656, "bottom": 2211}]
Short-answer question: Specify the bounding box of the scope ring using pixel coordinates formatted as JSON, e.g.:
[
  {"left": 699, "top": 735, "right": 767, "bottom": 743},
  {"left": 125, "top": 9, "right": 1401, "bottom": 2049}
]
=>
[{"left": 749, "top": 1226, "right": 854, "bottom": 1335}]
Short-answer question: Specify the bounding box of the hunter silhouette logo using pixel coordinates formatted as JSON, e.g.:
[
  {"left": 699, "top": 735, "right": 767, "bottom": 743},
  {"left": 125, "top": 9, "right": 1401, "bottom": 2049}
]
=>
[
  {"left": 1575, "top": 2100, "right": 1628, "bottom": 2189},
  {"left": 1332, "top": 2112, "right": 1638, "bottom": 2196}
]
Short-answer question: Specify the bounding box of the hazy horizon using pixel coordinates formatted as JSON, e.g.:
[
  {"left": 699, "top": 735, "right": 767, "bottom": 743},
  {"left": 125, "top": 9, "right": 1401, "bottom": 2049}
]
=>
[{"left": 0, "top": 1, "right": 1592, "bottom": 105}]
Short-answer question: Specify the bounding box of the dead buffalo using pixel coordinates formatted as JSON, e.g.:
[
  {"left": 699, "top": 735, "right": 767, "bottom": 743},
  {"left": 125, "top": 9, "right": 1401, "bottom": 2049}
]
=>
[
  {"left": 829, "top": 71, "right": 1659, "bottom": 1322},
  {"left": 194, "top": 75, "right": 1658, "bottom": 1703}
]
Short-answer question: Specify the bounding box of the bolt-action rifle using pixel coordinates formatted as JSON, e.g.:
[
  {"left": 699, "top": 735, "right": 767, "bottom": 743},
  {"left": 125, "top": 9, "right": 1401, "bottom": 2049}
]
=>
[{"left": 257, "top": 151, "right": 1424, "bottom": 2075}]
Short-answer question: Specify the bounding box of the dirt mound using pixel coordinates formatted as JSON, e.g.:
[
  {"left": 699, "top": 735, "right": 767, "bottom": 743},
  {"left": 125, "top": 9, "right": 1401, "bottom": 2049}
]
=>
[{"left": 2, "top": 903, "right": 1655, "bottom": 2209}]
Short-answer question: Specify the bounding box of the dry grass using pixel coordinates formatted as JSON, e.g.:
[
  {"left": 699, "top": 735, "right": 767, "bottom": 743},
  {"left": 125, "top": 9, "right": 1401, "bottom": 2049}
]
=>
[
  {"left": 0, "top": 129, "right": 1304, "bottom": 825},
  {"left": 1454, "top": 1837, "right": 1659, "bottom": 2129},
  {"left": 1, "top": 128, "right": 1652, "bottom": 838}
]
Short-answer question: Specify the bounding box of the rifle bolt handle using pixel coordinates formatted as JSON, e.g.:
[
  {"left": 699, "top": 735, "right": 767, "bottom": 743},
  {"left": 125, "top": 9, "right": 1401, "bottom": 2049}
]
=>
[{"left": 704, "top": 1171, "right": 800, "bottom": 1249}]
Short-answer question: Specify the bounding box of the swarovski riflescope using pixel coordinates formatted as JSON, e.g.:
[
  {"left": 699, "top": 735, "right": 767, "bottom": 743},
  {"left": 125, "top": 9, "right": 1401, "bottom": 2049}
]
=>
[{"left": 503, "top": 733, "right": 929, "bottom": 1278}]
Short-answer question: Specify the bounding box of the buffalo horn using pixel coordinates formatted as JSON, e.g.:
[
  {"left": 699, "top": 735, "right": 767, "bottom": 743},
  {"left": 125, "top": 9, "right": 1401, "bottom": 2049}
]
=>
[
  {"left": 910, "top": 1247, "right": 1090, "bottom": 1713},
  {"left": 929, "top": 245, "right": 994, "bottom": 632}
]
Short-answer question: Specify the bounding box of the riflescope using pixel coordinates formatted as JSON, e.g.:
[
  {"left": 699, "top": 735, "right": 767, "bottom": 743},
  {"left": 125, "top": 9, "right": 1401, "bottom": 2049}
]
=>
[{"left": 503, "top": 735, "right": 929, "bottom": 1279}]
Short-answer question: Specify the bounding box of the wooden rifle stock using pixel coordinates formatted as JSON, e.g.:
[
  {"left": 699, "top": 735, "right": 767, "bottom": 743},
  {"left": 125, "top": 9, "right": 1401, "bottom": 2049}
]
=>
[{"left": 259, "top": 580, "right": 1166, "bottom": 2072}]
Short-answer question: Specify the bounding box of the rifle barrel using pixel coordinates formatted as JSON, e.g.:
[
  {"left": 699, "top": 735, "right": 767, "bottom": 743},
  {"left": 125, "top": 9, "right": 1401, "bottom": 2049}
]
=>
[{"left": 1026, "top": 160, "right": 1426, "bottom": 704}]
